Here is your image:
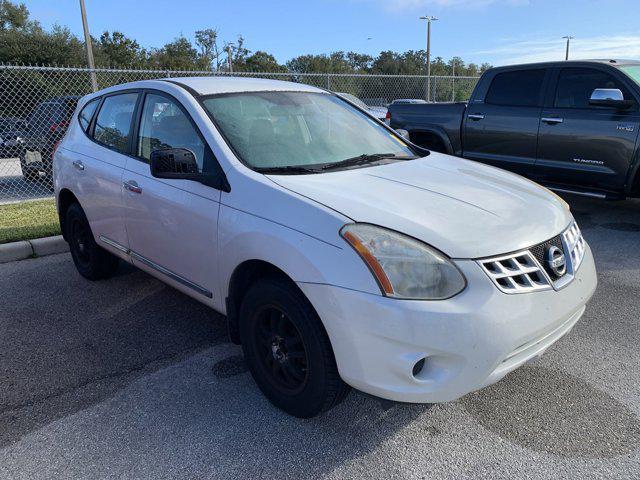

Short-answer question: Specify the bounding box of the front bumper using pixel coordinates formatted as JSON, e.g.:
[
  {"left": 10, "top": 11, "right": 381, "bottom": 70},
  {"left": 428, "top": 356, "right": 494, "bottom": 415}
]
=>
[{"left": 297, "top": 244, "right": 597, "bottom": 403}]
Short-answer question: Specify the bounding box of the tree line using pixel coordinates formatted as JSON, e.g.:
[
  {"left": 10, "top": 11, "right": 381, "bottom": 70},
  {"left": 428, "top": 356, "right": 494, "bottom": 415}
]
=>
[{"left": 0, "top": 1, "right": 490, "bottom": 76}]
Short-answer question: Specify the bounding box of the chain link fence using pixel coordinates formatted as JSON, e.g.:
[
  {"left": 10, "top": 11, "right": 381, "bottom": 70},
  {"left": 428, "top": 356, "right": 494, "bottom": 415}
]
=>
[{"left": 0, "top": 64, "right": 479, "bottom": 204}]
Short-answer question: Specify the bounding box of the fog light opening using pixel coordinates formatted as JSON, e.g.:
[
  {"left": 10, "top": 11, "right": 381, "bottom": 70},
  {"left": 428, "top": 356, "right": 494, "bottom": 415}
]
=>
[{"left": 412, "top": 357, "right": 426, "bottom": 378}]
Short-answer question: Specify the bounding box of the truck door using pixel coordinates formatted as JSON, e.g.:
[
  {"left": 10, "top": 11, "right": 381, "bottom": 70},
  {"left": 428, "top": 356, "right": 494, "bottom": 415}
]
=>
[
  {"left": 535, "top": 67, "right": 640, "bottom": 194},
  {"left": 462, "top": 68, "right": 548, "bottom": 176}
]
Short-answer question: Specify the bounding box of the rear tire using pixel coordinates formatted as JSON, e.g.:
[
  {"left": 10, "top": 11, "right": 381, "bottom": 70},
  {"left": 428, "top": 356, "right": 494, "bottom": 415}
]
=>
[
  {"left": 239, "top": 276, "right": 350, "bottom": 418},
  {"left": 20, "top": 153, "right": 40, "bottom": 182},
  {"left": 66, "top": 203, "right": 119, "bottom": 280}
]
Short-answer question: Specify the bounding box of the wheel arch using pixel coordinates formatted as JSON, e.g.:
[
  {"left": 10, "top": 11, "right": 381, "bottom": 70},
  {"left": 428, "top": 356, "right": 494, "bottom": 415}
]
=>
[
  {"left": 406, "top": 126, "right": 454, "bottom": 154},
  {"left": 225, "top": 259, "right": 305, "bottom": 345},
  {"left": 57, "top": 188, "right": 80, "bottom": 241}
]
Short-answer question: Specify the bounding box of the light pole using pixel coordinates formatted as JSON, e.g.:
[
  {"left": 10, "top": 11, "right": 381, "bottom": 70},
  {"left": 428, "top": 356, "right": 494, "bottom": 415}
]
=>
[
  {"left": 563, "top": 35, "right": 574, "bottom": 61},
  {"left": 420, "top": 15, "right": 438, "bottom": 102},
  {"left": 79, "top": 0, "right": 98, "bottom": 91}
]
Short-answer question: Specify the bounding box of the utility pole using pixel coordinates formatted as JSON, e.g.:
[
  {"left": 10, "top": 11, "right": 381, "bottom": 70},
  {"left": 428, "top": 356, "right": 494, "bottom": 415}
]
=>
[
  {"left": 420, "top": 16, "right": 438, "bottom": 102},
  {"left": 451, "top": 62, "right": 455, "bottom": 102},
  {"left": 79, "top": 0, "right": 98, "bottom": 91},
  {"left": 226, "top": 44, "right": 233, "bottom": 73},
  {"left": 563, "top": 35, "right": 574, "bottom": 61}
]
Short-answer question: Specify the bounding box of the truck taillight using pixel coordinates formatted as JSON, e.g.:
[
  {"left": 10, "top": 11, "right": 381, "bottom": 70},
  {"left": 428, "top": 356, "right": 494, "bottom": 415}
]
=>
[
  {"left": 385, "top": 110, "right": 391, "bottom": 120},
  {"left": 49, "top": 120, "right": 69, "bottom": 132},
  {"left": 52, "top": 140, "right": 61, "bottom": 158}
]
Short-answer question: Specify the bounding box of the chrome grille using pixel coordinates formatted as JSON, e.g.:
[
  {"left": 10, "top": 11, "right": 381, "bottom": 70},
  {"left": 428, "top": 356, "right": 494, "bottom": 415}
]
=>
[
  {"left": 479, "top": 251, "right": 551, "bottom": 293},
  {"left": 563, "top": 221, "right": 586, "bottom": 270},
  {"left": 479, "top": 220, "right": 586, "bottom": 294}
]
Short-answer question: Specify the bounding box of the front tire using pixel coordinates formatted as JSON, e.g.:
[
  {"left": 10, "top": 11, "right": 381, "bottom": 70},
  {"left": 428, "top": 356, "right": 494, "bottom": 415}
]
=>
[
  {"left": 66, "top": 203, "right": 119, "bottom": 280},
  {"left": 239, "top": 276, "right": 350, "bottom": 418}
]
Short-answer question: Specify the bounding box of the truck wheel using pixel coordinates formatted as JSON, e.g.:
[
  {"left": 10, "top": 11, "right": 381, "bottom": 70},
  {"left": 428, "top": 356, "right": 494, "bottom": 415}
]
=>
[
  {"left": 239, "top": 276, "right": 350, "bottom": 418},
  {"left": 20, "top": 153, "right": 39, "bottom": 182},
  {"left": 66, "top": 203, "right": 119, "bottom": 280}
]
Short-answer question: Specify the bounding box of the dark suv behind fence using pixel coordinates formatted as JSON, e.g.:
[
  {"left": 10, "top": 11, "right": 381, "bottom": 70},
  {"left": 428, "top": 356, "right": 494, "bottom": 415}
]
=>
[{"left": 19, "top": 96, "right": 80, "bottom": 187}]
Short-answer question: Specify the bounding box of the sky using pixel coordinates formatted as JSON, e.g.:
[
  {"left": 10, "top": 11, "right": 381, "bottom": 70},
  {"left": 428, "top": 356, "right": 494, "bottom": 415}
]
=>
[{"left": 25, "top": 0, "right": 640, "bottom": 67}]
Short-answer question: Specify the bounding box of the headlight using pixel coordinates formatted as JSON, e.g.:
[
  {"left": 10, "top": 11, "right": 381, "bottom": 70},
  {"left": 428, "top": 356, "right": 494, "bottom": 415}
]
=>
[{"left": 340, "top": 223, "right": 466, "bottom": 300}]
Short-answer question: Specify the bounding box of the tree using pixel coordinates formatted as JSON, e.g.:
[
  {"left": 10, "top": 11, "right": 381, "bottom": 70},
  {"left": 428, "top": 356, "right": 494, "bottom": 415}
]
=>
[
  {"left": 0, "top": 0, "right": 28, "bottom": 30},
  {"left": 0, "top": 0, "right": 491, "bottom": 79},
  {"left": 95, "top": 31, "right": 147, "bottom": 68},
  {"left": 346, "top": 52, "right": 373, "bottom": 72},
  {"left": 223, "top": 35, "right": 249, "bottom": 71},
  {"left": 239, "top": 51, "right": 286, "bottom": 72},
  {"left": 286, "top": 52, "right": 354, "bottom": 73},
  {"left": 149, "top": 36, "right": 199, "bottom": 70},
  {"left": 195, "top": 28, "right": 221, "bottom": 71}
]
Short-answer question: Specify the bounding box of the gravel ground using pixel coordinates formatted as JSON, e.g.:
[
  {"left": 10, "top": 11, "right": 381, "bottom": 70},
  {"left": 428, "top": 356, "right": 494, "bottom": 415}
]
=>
[{"left": 0, "top": 194, "right": 638, "bottom": 479}]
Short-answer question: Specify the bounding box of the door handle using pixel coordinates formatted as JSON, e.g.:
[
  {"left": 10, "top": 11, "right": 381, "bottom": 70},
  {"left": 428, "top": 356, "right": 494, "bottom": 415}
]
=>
[
  {"left": 123, "top": 180, "right": 142, "bottom": 194},
  {"left": 468, "top": 114, "right": 485, "bottom": 121},
  {"left": 72, "top": 160, "right": 84, "bottom": 171},
  {"left": 542, "top": 117, "right": 564, "bottom": 125}
]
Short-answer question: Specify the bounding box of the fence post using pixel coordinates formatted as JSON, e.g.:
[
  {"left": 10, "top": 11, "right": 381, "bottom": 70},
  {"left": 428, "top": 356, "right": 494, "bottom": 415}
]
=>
[{"left": 326, "top": 74, "right": 331, "bottom": 91}]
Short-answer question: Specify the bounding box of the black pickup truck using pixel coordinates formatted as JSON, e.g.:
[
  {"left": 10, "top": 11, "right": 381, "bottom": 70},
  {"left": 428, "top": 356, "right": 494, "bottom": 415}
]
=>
[{"left": 388, "top": 60, "right": 640, "bottom": 199}]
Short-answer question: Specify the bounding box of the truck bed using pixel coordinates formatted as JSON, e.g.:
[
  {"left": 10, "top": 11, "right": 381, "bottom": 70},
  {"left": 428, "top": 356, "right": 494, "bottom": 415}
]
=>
[{"left": 388, "top": 102, "right": 467, "bottom": 154}]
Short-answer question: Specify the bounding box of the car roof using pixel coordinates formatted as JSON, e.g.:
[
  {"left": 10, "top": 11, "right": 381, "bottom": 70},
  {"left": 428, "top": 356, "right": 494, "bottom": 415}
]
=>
[
  {"left": 488, "top": 59, "right": 640, "bottom": 72},
  {"left": 157, "top": 76, "right": 326, "bottom": 96}
]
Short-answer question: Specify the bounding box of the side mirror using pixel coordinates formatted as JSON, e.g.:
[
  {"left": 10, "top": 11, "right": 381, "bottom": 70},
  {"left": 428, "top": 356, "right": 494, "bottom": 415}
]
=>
[
  {"left": 149, "top": 147, "right": 230, "bottom": 191},
  {"left": 395, "top": 128, "right": 410, "bottom": 141},
  {"left": 589, "top": 88, "right": 633, "bottom": 109},
  {"left": 150, "top": 148, "right": 200, "bottom": 180}
]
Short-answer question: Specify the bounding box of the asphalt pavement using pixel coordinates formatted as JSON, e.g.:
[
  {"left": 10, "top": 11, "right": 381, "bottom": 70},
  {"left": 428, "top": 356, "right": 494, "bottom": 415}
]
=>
[{"left": 0, "top": 194, "right": 639, "bottom": 479}]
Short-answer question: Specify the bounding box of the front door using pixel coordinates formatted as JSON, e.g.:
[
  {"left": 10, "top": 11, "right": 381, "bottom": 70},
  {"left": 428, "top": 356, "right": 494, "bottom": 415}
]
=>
[
  {"left": 122, "top": 91, "right": 223, "bottom": 305},
  {"left": 462, "top": 68, "right": 549, "bottom": 177},
  {"left": 535, "top": 67, "right": 640, "bottom": 193}
]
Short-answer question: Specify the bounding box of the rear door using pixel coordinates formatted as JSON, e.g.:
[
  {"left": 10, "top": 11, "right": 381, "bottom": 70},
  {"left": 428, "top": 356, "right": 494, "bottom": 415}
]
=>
[
  {"left": 535, "top": 66, "right": 640, "bottom": 193},
  {"left": 462, "top": 68, "right": 549, "bottom": 176},
  {"left": 70, "top": 92, "right": 140, "bottom": 254},
  {"left": 122, "top": 90, "right": 223, "bottom": 305}
]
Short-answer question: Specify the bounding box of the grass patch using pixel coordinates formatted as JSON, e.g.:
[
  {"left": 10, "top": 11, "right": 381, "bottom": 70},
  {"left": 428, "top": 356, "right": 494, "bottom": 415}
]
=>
[{"left": 0, "top": 199, "right": 61, "bottom": 244}]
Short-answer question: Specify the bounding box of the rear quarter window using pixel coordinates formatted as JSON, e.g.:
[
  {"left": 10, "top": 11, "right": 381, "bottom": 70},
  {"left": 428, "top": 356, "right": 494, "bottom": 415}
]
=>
[{"left": 78, "top": 98, "right": 100, "bottom": 132}]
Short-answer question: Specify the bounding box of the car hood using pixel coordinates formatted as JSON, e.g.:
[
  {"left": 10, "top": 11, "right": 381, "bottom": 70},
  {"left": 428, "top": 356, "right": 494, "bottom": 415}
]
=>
[{"left": 267, "top": 153, "right": 572, "bottom": 259}]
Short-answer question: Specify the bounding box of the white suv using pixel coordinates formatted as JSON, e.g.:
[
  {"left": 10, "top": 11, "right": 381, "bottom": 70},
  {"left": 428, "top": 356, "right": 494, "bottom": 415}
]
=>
[{"left": 54, "top": 77, "right": 597, "bottom": 418}]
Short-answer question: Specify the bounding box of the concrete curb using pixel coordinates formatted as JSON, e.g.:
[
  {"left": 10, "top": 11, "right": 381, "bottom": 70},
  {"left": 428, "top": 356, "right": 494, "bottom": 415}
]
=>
[{"left": 0, "top": 235, "right": 68, "bottom": 264}]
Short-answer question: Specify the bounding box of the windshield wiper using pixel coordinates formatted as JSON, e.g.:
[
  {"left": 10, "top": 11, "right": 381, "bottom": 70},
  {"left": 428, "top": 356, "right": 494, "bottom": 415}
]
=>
[
  {"left": 255, "top": 165, "right": 322, "bottom": 175},
  {"left": 318, "top": 153, "right": 415, "bottom": 171}
]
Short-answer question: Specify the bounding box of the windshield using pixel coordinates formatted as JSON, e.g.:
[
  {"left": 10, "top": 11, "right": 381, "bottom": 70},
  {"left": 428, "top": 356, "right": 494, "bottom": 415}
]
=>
[
  {"left": 620, "top": 65, "right": 640, "bottom": 87},
  {"left": 201, "top": 91, "right": 414, "bottom": 171},
  {"left": 338, "top": 92, "right": 369, "bottom": 110}
]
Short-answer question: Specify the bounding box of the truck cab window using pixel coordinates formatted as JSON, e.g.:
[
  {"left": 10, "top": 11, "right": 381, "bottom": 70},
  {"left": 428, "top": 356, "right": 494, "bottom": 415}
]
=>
[
  {"left": 555, "top": 68, "right": 633, "bottom": 109},
  {"left": 485, "top": 69, "right": 546, "bottom": 107}
]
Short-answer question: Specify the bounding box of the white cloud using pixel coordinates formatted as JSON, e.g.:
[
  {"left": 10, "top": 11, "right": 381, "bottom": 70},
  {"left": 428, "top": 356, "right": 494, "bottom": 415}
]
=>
[
  {"left": 373, "top": 0, "right": 529, "bottom": 12},
  {"left": 477, "top": 35, "right": 640, "bottom": 65}
]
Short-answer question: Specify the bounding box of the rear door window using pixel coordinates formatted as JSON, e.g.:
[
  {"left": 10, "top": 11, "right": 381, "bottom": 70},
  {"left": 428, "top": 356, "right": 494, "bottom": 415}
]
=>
[
  {"left": 93, "top": 93, "right": 139, "bottom": 154},
  {"left": 485, "top": 69, "right": 547, "bottom": 107}
]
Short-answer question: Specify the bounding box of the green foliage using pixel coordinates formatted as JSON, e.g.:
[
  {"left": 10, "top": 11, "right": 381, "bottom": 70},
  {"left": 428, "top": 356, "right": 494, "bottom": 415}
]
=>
[
  {"left": 95, "top": 31, "right": 147, "bottom": 68},
  {"left": 0, "top": 0, "right": 488, "bottom": 105},
  {"left": 237, "top": 51, "right": 287, "bottom": 73},
  {"left": 148, "top": 36, "right": 200, "bottom": 70},
  {"left": 0, "top": 0, "right": 28, "bottom": 30},
  {"left": 195, "top": 28, "right": 221, "bottom": 70}
]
